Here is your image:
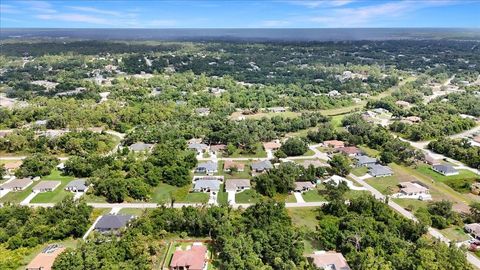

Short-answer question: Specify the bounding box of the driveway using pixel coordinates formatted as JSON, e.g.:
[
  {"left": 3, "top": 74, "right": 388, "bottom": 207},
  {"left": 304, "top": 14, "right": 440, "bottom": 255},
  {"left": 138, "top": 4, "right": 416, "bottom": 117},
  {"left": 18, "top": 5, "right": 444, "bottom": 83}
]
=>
[
  {"left": 293, "top": 192, "right": 305, "bottom": 203},
  {"left": 227, "top": 191, "right": 236, "bottom": 205}
]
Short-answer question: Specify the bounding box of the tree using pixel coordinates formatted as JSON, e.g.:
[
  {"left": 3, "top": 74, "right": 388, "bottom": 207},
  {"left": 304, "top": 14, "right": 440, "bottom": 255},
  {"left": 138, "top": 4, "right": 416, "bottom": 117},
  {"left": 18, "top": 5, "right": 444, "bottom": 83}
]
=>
[
  {"left": 280, "top": 138, "right": 308, "bottom": 156},
  {"left": 0, "top": 164, "right": 6, "bottom": 178},
  {"left": 328, "top": 154, "right": 351, "bottom": 177},
  {"left": 15, "top": 153, "right": 59, "bottom": 177}
]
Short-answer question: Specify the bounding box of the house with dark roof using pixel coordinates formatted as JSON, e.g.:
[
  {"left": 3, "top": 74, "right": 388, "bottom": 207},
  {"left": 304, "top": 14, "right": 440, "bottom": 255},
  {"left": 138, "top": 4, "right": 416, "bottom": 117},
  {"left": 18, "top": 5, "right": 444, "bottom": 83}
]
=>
[
  {"left": 94, "top": 215, "right": 134, "bottom": 232},
  {"left": 251, "top": 160, "right": 273, "bottom": 172},
  {"left": 195, "top": 161, "right": 218, "bottom": 175},
  {"left": 294, "top": 181, "right": 315, "bottom": 193},
  {"left": 188, "top": 143, "right": 209, "bottom": 155},
  {"left": 368, "top": 164, "right": 393, "bottom": 177},
  {"left": 465, "top": 223, "right": 480, "bottom": 240},
  {"left": 432, "top": 164, "right": 459, "bottom": 176},
  {"left": 65, "top": 179, "right": 88, "bottom": 192},
  {"left": 170, "top": 243, "right": 208, "bottom": 270},
  {"left": 129, "top": 142, "right": 154, "bottom": 152},
  {"left": 355, "top": 155, "right": 377, "bottom": 167}
]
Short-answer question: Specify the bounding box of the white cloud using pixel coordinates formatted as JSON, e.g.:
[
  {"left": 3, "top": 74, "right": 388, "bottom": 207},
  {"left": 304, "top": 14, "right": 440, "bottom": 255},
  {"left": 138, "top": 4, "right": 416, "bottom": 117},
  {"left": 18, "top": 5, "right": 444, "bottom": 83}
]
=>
[
  {"left": 22, "top": 0, "right": 56, "bottom": 13},
  {"left": 67, "top": 6, "right": 121, "bottom": 17},
  {"left": 36, "top": 13, "right": 110, "bottom": 25},
  {"left": 0, "top": 4, "right": 21, "bottom": 14}
]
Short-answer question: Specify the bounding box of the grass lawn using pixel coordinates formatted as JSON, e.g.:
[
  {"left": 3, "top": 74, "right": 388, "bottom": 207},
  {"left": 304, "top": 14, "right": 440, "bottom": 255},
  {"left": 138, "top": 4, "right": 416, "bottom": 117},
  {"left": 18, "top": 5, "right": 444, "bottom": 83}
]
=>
[
  {"left": 358, "top": 145, "right": 380, "bottom": 157},
  {"left": 415, "top": 164, "right": 479, "bottom": 193},
  {"left": 302, "top": 189, "right": 327, "bottom": 202},
  {"left": 152, "top": 183, "right": 209, "bottom": 204},
  {"left": 235, "top": 189, "right": 262, "bottom": 204},
  {"left": 331, "top": 114, "right": 346, "bottom": 129},
  {"left": 218, "top": 161, "right": 252, "bottom": 179},
  {"left": 440, "top": 226, "right": 471, "bottom": 242},
  {"left": 392, "top": 198, "right": 429, "bottom": 212},
  {"left": 351, "top": 166, "right": 368, "bottom": 177},
  {"left": 15, "top": 238, "right": 78, "bottom": 270},
  {"left": 272, "top": 193, "right": 296, "bottom": 203},
  {"left": 82, "top": 193, "right": 108, "bottom": 203},
  {"left": 245, "top": 111, "right": 300, "bottom": 120},
  {"left": 217, "top": 184, "right": 228, "bottom": 205},
  {"left": 228, "top": 143, "right": 267, "bottom": 158},
  {"left": 30, "top": 169, "right": 76, "bottom": 203},
  {"left": 89, "top": 208, "right": 111, "bottom": 223},
  {"left": 319, "top": 103, "right": 364, "bottom": 116},
  {"left": 365, "top": 176, "right": 401, "bottom": 195},
  {"left": 151, "top": 182, "right": 179, "bottom": 204},
  {"left": 287, "top": 207, "right": 319, "bottom": 230},
  {"left": 118, "top": 208, "right": 149, "bottom": 216},
  {"left": 345, "top": 190, "right": 370, "bottom": 200},
  {"left": 0, "top": 184, "right": 34, "bottom": 203},
  {"left": 301, "top": 149, "right": 315, "bottom": 157}
]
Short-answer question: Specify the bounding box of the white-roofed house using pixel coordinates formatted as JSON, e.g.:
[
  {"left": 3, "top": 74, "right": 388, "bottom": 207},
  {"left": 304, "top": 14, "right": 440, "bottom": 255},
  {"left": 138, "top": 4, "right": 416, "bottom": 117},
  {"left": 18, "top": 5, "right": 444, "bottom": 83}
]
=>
[{"left": 225, "top": 179, "right": 251, "bottom": 193}]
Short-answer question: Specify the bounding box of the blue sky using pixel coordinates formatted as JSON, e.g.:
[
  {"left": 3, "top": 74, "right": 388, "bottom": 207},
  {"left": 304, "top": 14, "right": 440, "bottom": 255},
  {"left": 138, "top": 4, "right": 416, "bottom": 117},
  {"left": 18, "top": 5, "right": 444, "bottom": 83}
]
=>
[{"left": 1, "top": 0, "right": 479, "bottom": 28}]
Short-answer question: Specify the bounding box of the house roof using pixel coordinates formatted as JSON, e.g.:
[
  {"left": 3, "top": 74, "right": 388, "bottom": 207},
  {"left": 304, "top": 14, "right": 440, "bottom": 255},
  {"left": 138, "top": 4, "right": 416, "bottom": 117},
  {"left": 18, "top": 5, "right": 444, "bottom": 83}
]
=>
[
  {"left": 129, "top": 142, "right": 154, "bottom": 152},
  {"left": 399, "top": 182, "right": 429, "bottom": 194},
  {"left": 194, "top": 180, "right": 221, "bottom": 191},
  {"left": 263, "top": 141, "right": 281, "bottom": 150},
  {"left": 3, "top": 161, "right": 22, "bottom": 170},
  {"left": 433, "top": 164, "right": 458, "bottom": 174},
  {"left": 225, "top": 179, "right": 251, "bottom": 191},
  {"left": 355, "top": 155, "right": 377, "bottom": 165},
  {"left": 195, "top": 107, "right": 210, "bottom": 114},
  {"left": 309, "top": 251, "right": 351, "bottom": 270},
  {"left": 339, "top": 146, "right": 361, "bottom": 155},
  {"left": 188, "top": 143, "right": 208, "bottom": 151},
  {"left": 26, "top": 244, "right": 65, "bottom": 270},
  {"left": 299, "top": 159, "right": 328, "bottom": 168},
  {"left": 424, "top": 154, "right": 440, "bottom": 164},
  {"left": 170, "top": 244, "right": 207, "bottom": 270},
  {"left": 295, "top": 181, "right": 315, "bottom": 190},
  {"left": 465, "top": 223, "right": 480, "bottom": 235},
  {"left": 368, "top": 164, "right": 393, "bottom": 176},
  {"left": 95, "top": 215, "right": 133, "bottom": 230},
  {"left": 210, "top": 144, "right": 226, "bottom": 151},
  {"left": 0, "top": 178, "right": 33, "bottom": 190},
  {"left": 473, "top": 135, "right": 480, "bottom": 143},
  {"left": 223, "top": 160, "right": 245, "bottom": 170},
  {"left": 197, "top": 161, "right": 218, "bottom": 171},
  {"left": 324, "top": 140, "right": 344, "bottom": 148},
  {"left": 251, "top": 160, "right": 273, "bottom": 171},
  {"left": 65, "top": 179, "right": 88, "bottom": 190},
  {"left": 33, "top": 181, "right": 61, "bottom": 191}
]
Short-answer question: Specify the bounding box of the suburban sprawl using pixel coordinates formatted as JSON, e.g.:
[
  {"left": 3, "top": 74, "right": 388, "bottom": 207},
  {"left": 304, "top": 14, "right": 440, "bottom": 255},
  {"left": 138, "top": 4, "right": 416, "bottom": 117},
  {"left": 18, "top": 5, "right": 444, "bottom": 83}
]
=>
[{"left": 1, "top": 37, "right": 480, "bottom": 270}]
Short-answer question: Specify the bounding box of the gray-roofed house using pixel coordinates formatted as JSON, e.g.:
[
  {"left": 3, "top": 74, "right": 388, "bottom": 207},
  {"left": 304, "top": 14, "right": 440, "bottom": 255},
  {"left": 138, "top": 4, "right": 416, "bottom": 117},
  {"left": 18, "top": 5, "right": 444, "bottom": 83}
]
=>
[
  {"left": 355, "top": 155, "right": 377, "bottom": 167},
  {"left": 94, "top": 214, "right": 134, "bottom": 232},
  {"left": 195, "top": 161, "right": 218, "bottom": 175},
  {"left": 33, "top": 181, "right": 61, "bottom": 192},
  {"left": 65, "top": 179, "right": 88, "bottom": 192},
  {"left": 193, "top": 179, "right": 221, "bottom": 193},
  {"left": 368, "top": 164, "right": 393, "bottom": 177},
  {"left": 129, "top": 142, "right": 154, "bottom": 152},
  {"left": 267, "top": 107, "right": 287, "bottom": 113},
  {"left": 432, "top": 164, "right": 459, "bottom": 176},
  {"left": 251, "top": 160, "right": 273, "bottom": 173},
  {"left": 188, "top": 143, "right": 209, "bottom": 155},
  {"left": 225, "top": 179, "right": 251, "bottom": 192},
  {"left": 0, "top": 178, "right": 33, "bottom": 192},
  {"left": 195, "top": 107, "right": 210, "bottom": 116},
  {"left": 465, "top": 223, "right": 480, "bottom": 239},
  {"left": 294, "top": 181, "right": 315, "bottom": 193}
]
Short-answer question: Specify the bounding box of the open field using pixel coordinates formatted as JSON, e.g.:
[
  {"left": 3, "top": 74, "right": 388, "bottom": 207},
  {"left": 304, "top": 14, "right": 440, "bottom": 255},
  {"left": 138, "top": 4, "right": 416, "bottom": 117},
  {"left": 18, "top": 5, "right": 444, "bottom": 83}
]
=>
[
  {"left": 228, "top": 143, "right": 267, "bottom": 158},
  {"left": 235, "top": 189, "right": 261, "bottom": 204},
  {"left": 351, "top": 166, "right": 368, "bottom": 176},
  {"left": 287, "top": 207, "right": 319, "bottom": 230},
  {"left": 302, "top": 189, "right": 327, "bottom": 202}
]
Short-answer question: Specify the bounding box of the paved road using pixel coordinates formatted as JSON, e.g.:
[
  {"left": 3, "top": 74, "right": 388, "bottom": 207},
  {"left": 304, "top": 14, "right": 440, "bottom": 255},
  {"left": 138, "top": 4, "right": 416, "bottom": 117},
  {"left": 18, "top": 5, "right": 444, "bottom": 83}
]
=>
[{"left": 349, "top": 173, "right": 480, "bottom": 269}]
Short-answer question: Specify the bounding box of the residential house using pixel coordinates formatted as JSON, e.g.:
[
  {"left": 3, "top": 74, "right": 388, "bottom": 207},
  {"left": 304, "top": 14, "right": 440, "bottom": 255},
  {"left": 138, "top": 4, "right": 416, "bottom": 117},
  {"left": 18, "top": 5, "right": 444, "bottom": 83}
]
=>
[
  {"left": 225, "top": 179, "right": 251, "bottom": 192},
  {"left": 465, "top": 223, "right": 480, "bottom": 240},
  {"left": 395, "top": 100, "right": 412, "bottom": 108},
  {"left": 195, "top": 107, "right": 210, "bottom": 116},
  {"left": 129, "top": 142, "right": 154, "bottom": 152},
  {"left": 323, "top": 140, "right": 345, "bottom": 149},
  {"left": 338, "top": 146, "right": 361, "bottom": 157},
  {"left": 473, "top": 135, "right": 480, "bottom": 144},
  {"left": 188, "top": 143, "right": 209, "bottom": 155},
  {"left": 294, "top": 181, "right": 315, "bottom": 193},
  {"left": 308, "top": 251, "right": 351, "bottom": 270},
  {"left": 403, "top": 116, "right": 422, "bottom": 124},
  {"left": 267, "top": 107, "right": 287, "bottom": 113},
  {"left": 26, "top": 244, "right": 65, "bottom": 270},
  {"left": 223, "top": 160, "right": 245, "bottom": 172},
  {"left": 34, "top": 120, "right": 48, "bottom": 126},
  {"left": 170, "top": 243, "right": 208, "bottom": 270},
  {"left": 299, "top": 159, "right": 328, "bottom": 169},
  {"left": 210, "top": 144, "right": 226, "bottom": 155},
  {"left": 3, "top": 161, "right": 22, "bottom": 176},
  {"left": 398, "top": 182, "right": 431, "bottom": 200},
  {"left": 0, "top": 178, "right": 33, "bottom": 192},
  {"left": 65, "top": 179, "right": 88, "bottom": 192},
  {"left": 33, "top": 181, "right": 61, "bottom": 193},
  {"left": 195, "top": 161, "right": 218, "bottom": 175},
  {"left": 263, "top": 141, "right": 281, "bottom": 150},
  {"left": 193, "top": 179, "right": 221, "bottom": 193},
  {"left": 94, "top": 215, "right": 134, "bottom": 233},
  {"left": 251, "top": 160, "right": 273, "bottom": 173},
  {"left": 355, "top": 155, "right": 377, "bottom": 167},
  {"left": 424, "top": 154, "right": 441, "bottom": 165},
  {"left": 368, "top": 164, "right": 393, "bottom": 177},
  {"left": 432, "top": 164, "right": 458, "bottom": 176}
]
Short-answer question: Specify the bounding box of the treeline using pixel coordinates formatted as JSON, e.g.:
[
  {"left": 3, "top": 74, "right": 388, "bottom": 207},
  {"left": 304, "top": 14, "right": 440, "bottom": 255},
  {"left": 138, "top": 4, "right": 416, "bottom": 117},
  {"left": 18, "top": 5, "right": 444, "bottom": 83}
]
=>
[
  {"left": 0, "top": 130, "right": 116, "bottom": 155},
  {"left": 428, "top": 138, "right": 480, "bottom": 169},
  {"left": 316, "top": 195, "right": 472, "bottom": 269},
  {"left": 0, "top": 198, "right": 92, "bottom": 269}
]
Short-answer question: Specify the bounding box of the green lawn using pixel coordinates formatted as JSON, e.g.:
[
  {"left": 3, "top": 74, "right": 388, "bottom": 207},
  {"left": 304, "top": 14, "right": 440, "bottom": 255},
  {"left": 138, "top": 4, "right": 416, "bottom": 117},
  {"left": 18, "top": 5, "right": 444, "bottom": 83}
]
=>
[
  {"left": 245, "top": 111, "right": 300, "bottom": 119},
  {"left": 152, "top": 183, "right": 209, "bottom": 204},
  {"left": 358, "top": 145, "right": 380, "bottom": 157},
  {"left": 345, "top": 190, "right": 370, "bottom": 200},
  {"left": 217, "top": 184, "right": 228, "bottom": 205},
  {"left": 415, "top": 164, "right": 479, "bottom": 193},
  {"left": 30, "top": 169, "right": 76, "bottom": 203},
  {"left": 151, "top": 182, "right": 180, "bottom": 204},
  {"left": 0, "top": 184, "right": 33, "bottom": 203},
  {"left": 287, "top": 207, "right": 319, "bottom": 230},
  {"left": 331, "top": 114, "right": 346, "bottom": 129},
  {"left": 392, "top": 198, "right": 429, "bottom": 212},
  {"left": 228, "top": 143, "right": 267, "bottom": 158},
  {"left": 218, "top": 161, "right": 252, "bottom": 179},
  {"left": 319, "top": 103, "right": 364, "bottom": 116},
  {"left": 235, "top": 189, "right": 262, "bottom": 204},
  {"left": 440, "top": 227, "right": 471, "bottom": 242},
  {"left": 365, "top": 176, "right": 401, "bottom": 195},
  {"left": 301, "top": 149, "right": 315, "bottom": 157},
  {"left": 118, "top": 208, "right": 148, "bottom": 216},
  {"left": 89, "top": 208, "right": 111, "bottom": 223},
  {"left": 302, "top": 189, "right": 327, "bottom": 202},
  {"left": 15, "top": 238, "right": 78, "bottom": 270},
  {"left": 351, "top": 166, "right": 369, "bottom": 177},
  {"left": 82, "top": 193, "right": 108, "bottom": 203}
]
